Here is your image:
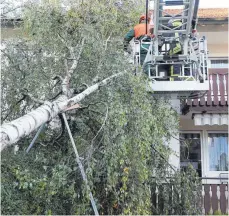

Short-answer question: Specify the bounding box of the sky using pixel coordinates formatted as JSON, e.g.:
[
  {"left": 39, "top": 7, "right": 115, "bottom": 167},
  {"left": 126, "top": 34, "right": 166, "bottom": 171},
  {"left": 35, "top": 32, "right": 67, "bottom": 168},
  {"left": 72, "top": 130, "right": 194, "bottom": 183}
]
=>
[
  {"left": 149, "top": 0, "right": 229, "bottom": 9},
  {"left": 198, "top": 0, "right": 229, "bottom": 8},
  {"left": 3, "top": 0, "right": 229, "bottom": 8}
]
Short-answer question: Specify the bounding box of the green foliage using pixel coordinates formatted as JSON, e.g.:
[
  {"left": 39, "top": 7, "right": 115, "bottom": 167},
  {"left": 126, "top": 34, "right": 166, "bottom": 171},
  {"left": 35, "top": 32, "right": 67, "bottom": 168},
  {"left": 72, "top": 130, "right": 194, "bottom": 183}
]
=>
[
  {"left": 162, "top": 165, "right": 202, "bottom": 215},
  {"left": 214, "top": 210, "right": 222, "bottom": 215},
  {"left": 213, "top": 210, "right": 228, "bottom": 215},
  {"left": 1, "top": 143, "right": 84, "bottom": 215},
  {"left": 1, "top": 1, "right": 201, "bottom": 215}
]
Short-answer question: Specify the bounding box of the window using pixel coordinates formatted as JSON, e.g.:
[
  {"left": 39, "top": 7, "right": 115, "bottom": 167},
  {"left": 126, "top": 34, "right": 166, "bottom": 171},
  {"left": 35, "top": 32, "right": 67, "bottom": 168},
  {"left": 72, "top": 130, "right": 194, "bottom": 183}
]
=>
[
  {"left": 180, "top": 133, "right": 202, "bottom": 177},
  {"left": 210, "top": 59, "right": 228, "bottom": 68},
  {"left": 208, "top": 133, "right": 228, "bottom": 171},
  {"left": 180, "top": 131, "right": 228, "bottom": 180}
]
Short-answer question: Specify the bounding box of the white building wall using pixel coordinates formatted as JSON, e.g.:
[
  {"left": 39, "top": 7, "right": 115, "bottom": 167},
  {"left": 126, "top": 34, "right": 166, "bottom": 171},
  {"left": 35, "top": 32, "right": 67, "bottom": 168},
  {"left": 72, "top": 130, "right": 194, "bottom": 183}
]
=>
[{"left": 168, "top": 99, "right": 180, "bottom": 170}]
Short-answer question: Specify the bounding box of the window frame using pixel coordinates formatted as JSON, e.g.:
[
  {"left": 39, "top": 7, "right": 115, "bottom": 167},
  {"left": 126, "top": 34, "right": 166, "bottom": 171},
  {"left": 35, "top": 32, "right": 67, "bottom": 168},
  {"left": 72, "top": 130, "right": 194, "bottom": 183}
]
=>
[
  {"left": 179, "top": 130, "right": 229, "bottom": 182},
  {"left": 179, "top": 131, "right": 203, "bottom": 176},
  {"left": 203, "top": 130, "right": 228, "bottom": 178}
]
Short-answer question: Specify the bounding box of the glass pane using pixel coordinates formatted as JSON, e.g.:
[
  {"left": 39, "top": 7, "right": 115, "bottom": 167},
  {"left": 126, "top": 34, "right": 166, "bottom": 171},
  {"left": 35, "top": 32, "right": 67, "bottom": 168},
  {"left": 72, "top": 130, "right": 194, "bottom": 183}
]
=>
[
  {"left": 208, "top": 133, "right": 228, "bottom": 171},
  {"left": 180, "top": 133, "right": 201, "bottom": 177}
]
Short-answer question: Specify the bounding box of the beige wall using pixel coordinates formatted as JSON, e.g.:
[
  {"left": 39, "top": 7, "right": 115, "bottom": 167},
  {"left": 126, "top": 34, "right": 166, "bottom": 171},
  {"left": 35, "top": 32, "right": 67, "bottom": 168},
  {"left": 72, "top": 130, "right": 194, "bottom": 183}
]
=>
[
  {"left": 208, "top": 44, "right": 228, "bottom": 57},
  {"left": 197, "top": 24, "right": 228, "bottom": 57}
]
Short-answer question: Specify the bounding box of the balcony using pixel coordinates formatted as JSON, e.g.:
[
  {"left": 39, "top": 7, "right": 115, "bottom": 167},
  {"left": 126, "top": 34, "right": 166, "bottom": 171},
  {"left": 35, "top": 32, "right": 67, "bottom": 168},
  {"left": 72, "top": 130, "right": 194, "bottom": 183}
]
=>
[
  {"left": 151, "top": 177, "right": 228, "bottom": 215},
  {"left": 182, "top": 68, "right": 228, "bottom": 115},
  {"left": 202, "top": 178, "right": 228, "bottom": 215}
]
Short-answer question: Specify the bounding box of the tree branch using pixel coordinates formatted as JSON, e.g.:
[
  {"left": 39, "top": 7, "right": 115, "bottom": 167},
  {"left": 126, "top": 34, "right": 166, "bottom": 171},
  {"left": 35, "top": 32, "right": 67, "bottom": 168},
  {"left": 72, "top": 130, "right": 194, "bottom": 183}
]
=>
[
  {"left": 1, "top": 49, "right": 25, "bottom": 77},
  {"left": 2, "top": 95, "right": 27, "bottom": 122},
  {"left": 24, "top": 92, "right": 45, "bottom": 105},
  {"left": 85, "top": 104, "right": 108, "bottom": 165},
  {"left": 91, "top": 105, "right": 108, "bottom": 144},
  {"left": 58, "top": 34, "right": 85, "bottom": 97},
  {"left": 0, "top": 71, "right": 125, "bottom": 151},
  {"left": 1, "top": 5, "right": 22, "bottom": 16},
  {"left": 104, "top": 33, "right": 112, "bottom": 51}
]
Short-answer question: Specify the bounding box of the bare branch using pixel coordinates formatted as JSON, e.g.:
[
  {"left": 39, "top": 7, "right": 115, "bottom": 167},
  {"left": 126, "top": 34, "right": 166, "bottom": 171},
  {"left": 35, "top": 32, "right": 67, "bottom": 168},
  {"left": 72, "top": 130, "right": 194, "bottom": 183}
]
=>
[
  {"left": 52, "top": 75, "right": 64, "bottom": 82},
  {"left": 1, "top": 49, "right": 25, "bottom": 76},
  {"left": 87, "top": 105, "right": 109, "bottom": 164},
  {"left": 48, "top": 91, "right": 62, "bottom": 101},
  {"left": 62, "top": 38, "right": 85, "bottom": 96},
  {"left": 81, "top": 83, "right": 89, "bottom": 88},
  {"left": 64, "top": 103, "right": 81, "bottom": 111},
  {"left": 104, "top": 33, "right": 112, "bottom": 51},
  {"left": 24, "top": 92, "right": 45, "bottom": 104},
  {"left": 68, "top": 38, "right": 85, "bottom": 75},
  {"left": 1, "top": 6, "right": 21, "bottom": 16},
  {"left": 91, "top": 105, "right": 108, "bottom": 144},
  {"left": 2, "top": 95, "right": 27, "bottom": 122},
  {"left": 57, "top": 34, "right": 85, "bottom": 97}
]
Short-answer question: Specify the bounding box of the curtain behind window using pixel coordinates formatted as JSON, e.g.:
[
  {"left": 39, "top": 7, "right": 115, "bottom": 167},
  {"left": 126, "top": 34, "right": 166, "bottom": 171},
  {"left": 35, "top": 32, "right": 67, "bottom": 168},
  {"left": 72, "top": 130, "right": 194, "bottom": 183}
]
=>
[{"left": 208, "top": 133, "right": 228, "bottom": 171}]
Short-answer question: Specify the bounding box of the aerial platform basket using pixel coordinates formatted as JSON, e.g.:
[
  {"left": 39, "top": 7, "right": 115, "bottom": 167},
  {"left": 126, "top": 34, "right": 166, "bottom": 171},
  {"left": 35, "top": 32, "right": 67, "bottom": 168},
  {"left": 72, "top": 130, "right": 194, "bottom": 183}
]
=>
[
  {"left": 134, "top": 0, "right": 209, "bottom": 99},
  {"left": 148, "top": 80, "right": 209, "bottom": 99}
]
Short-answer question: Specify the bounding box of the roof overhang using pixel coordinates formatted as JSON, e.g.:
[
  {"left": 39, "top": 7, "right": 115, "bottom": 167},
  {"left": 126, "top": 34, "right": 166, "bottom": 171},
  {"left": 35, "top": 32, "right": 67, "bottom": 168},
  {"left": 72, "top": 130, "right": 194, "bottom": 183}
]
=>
[
  {"left": 182, "top": 105, "right": 228, "bottom": 115},
  {"left": 194, "top": 113, "right": 228, "bottom": 126},
  {"left": 1, "top": 18, "right": 22, "bottom": 28},
  {"left": 182, "top": 69, "right": 228, "bottom": 115},
  {"left": 198, "top": 18, "right": 228, "bottom": 25}
]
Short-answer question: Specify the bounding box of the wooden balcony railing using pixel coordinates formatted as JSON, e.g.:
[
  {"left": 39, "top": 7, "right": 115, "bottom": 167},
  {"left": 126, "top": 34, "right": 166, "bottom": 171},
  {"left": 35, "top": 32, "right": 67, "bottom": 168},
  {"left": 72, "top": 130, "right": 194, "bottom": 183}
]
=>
[
  {"left": 208, "top": 69, "right": 228, "bottom": 106},
  {"left": 202, "top": 177, "right": 228, "bottom": 215},
  {"left": 185, "top": 69, "right": 228, "bottom": 108},
  {"left": 151, "top": 177, "right": 228, "bottom": 215}
]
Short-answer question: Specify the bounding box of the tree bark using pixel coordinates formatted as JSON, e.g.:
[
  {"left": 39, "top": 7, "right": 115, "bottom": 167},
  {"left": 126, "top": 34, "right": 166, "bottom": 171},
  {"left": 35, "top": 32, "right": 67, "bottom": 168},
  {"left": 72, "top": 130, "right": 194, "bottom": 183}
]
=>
[{"left": 0, "top": 72, "right": 123, "bottom": 151}]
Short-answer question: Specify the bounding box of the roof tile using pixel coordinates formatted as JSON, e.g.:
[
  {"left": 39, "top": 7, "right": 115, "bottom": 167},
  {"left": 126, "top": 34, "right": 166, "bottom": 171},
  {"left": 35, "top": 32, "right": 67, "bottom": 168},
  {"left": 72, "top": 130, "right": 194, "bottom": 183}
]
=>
[{"left": 151, "top": 8, "right": 228, "bottom": 19}]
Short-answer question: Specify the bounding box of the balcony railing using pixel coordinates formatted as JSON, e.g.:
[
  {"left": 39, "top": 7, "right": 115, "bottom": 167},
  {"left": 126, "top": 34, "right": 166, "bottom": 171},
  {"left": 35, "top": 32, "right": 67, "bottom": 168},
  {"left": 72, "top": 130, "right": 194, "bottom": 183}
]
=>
[
  {"left": 208, "top": 69, "right": 228, "bottom": 106},
  {"left": 151, "top": 177, "right": 228, "bottom": 215},
  {"left": 183, "top": 69, "right": 228, "bottom": 112},
  {"left": 202, "top": 177, "right": 228, "bottom": 215}
]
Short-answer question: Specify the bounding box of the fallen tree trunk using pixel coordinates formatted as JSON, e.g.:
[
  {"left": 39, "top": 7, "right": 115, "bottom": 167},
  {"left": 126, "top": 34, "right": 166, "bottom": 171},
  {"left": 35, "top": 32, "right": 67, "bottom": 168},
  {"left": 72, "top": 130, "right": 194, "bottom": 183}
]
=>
[{"left": 0, "top": 72, "right": 123, "bottom": 151}]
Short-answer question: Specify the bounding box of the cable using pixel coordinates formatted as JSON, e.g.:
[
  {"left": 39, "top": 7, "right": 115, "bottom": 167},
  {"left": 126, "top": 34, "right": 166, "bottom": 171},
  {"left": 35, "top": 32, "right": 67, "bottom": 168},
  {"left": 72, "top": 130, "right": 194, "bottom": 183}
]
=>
[
  {"left": 145, "top": 0, "right": 149, "bottom": 34},
  {"left": 151, "top": 144, "right": 176, "bottom": 172}
]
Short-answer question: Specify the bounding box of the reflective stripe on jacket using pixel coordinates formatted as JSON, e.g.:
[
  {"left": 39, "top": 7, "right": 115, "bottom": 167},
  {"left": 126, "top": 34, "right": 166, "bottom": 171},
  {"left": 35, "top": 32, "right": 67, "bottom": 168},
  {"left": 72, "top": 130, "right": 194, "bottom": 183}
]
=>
[{"left": 172, "top": 21, "right": 182, "bottom": 27}]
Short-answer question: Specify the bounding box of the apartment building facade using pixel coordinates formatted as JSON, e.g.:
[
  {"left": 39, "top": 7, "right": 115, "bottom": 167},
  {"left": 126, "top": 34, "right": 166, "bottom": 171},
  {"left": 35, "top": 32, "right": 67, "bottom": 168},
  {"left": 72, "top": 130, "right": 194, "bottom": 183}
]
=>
[{"left": 180, "top": 8, "right": 228, "bottom": 214}]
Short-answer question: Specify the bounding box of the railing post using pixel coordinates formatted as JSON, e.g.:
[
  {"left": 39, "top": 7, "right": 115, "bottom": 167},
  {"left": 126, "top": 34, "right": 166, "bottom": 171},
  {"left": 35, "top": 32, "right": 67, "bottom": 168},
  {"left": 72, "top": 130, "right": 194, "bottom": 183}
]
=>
[
  {"left": 225, "top": 185, "right": 228, "bottom": 214},
  {"left": 223, "top": 74, "right": 227, "bottom": 102},
  {"left": 179, "top": 189, "right": 181, "bottom": 210},
  {"left": 210, "top": 74, "right": 214, "bottom": 102},
  {"left": 155, "top": 185, "right": 159, "bottom": 213},
  {"left": 216, "top": 185, "right": 221, "bottom": 213},
  {"left": 216, "top": 74, "right": 220, "bottom": 102},
  {"left": 202, "top": 185, "right": 205, "bottom": 215},
  {"left": 209, "top": 184, "right": 213, "bottom": 214},
  {"left": 171, "top": 184, "right": 174, "bottom": 215}
]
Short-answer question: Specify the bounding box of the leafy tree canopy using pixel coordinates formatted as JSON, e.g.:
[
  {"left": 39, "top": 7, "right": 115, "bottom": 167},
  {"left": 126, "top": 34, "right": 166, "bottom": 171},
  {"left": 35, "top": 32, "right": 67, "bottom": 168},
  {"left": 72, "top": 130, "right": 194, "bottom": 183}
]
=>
[{"left": 1, "top": 1, "right": 201, "bottom": 215}]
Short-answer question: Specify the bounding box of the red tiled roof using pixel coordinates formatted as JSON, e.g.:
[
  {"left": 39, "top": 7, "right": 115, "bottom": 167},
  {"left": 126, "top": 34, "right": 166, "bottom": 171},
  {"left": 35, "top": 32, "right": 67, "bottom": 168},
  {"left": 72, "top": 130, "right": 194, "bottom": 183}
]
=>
[
  {"left": 150, "top": 8, "right": 228, "bottom": 19},
  {"left": 197, "top": 8, "right": 228, "bottom": 19},
  {"left": 183, "top": 69, "right": 228, "bottom": 114}
]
